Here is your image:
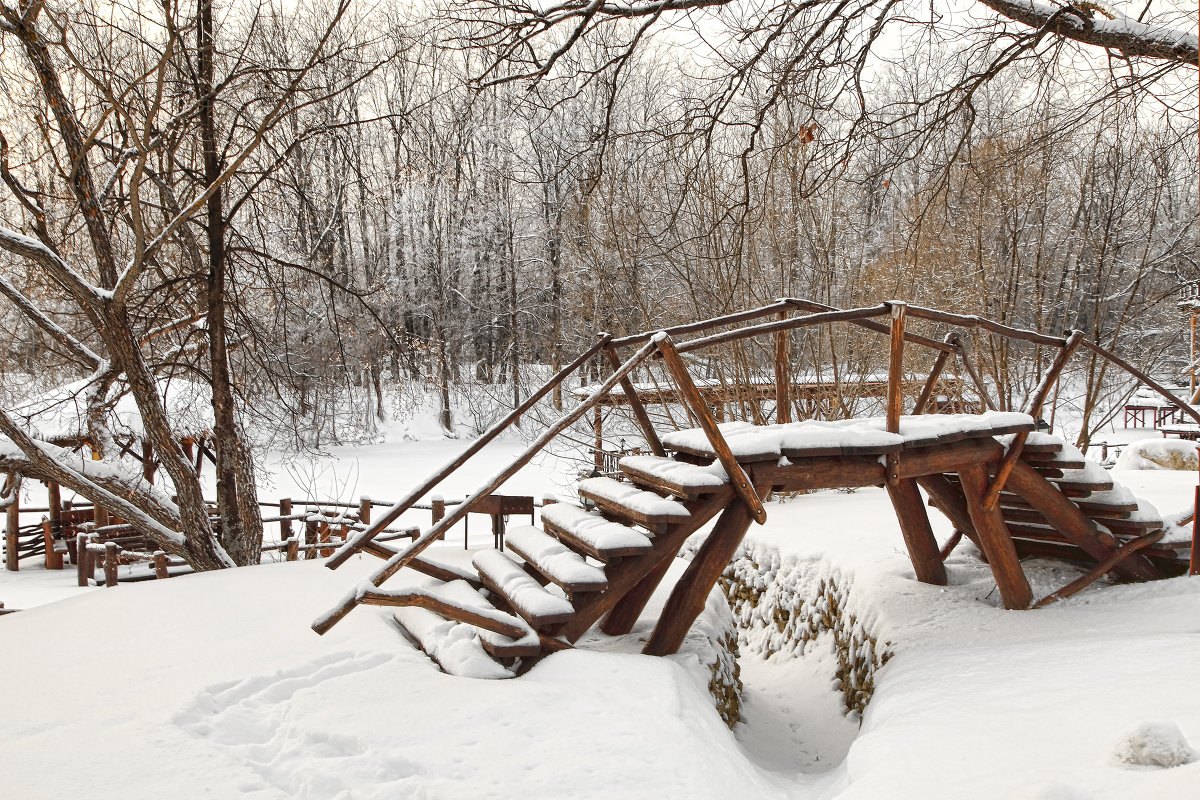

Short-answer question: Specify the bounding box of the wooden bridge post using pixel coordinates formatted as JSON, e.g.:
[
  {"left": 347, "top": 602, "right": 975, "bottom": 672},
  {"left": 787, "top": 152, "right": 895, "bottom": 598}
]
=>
[
  {"left": 304, "top": 519, "right": 318, "bottom": 560},
  {"left": 774, "top": 314, "right": 791, "bottom": 424},
  {"left": 359, "top": 497, "right": 372, "bottom": 526},
  {"left": 885, "top": 478, "right": 948, "bottom": 585},
  {"left": 643, "top": 487, "right": 764, "bottom": 656},
  {"left": 154, "top": 551, "right": 169, "bottom": 579},
  {"left": 593, "top": 406, "right": 604, "bottom": 472},
  {"left": 958, "top": 464, "right": 1032, "bottom": 609},
  {"left": 886, "top": 302, "right": 907, "bottom": 435}
]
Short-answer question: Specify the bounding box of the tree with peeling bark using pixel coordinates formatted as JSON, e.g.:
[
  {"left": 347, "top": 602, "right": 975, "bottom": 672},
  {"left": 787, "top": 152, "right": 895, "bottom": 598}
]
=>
[{"left": 0, "top": 0, "right": 358, "bottom": 569}]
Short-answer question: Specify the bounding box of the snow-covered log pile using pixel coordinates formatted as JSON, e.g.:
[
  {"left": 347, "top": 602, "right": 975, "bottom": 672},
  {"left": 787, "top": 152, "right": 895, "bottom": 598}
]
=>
[{"left": 710, "top": 540, "right": 891, "bottom": 717}]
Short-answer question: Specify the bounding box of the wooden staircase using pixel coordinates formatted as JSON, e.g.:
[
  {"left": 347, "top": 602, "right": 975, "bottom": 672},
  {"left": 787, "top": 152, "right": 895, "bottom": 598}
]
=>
[{"left": 368, "top": 457, "right": 739, "bottom": 677}]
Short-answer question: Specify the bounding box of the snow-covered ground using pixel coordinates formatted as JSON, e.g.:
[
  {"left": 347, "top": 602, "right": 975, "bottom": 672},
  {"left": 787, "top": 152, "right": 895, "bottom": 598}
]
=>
[{"left": 2, "top": 428, "right": 1199, "bottom": 798}]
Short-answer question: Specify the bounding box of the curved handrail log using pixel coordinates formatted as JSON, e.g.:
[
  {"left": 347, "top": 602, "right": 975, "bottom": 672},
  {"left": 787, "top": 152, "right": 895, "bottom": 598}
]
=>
[
  {"left": 324, "top": 334, "right": 612, "bottom": 570},
  {"left": 672, "top": 304, "right": 892, "bottom": 353},
  {"left": 313, "top": 336, "right": 661, "bottom": 635},
  {"left": 608, "top": 300, "right": 794, "bottom": 347}
]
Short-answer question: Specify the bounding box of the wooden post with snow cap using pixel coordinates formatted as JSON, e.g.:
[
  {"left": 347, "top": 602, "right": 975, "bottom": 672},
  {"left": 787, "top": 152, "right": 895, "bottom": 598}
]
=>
[
  {"left": 655, "top": 333, "right": 766, "bottom": 525},
  {"left": 154, "top": 551, "right": 169, "bottom": 579},
  {"left": 358, "top": 497, "right": 372, "bottom": 527},
  {"left": 103, "top": 542, "right": 118, "bottom": 587}
]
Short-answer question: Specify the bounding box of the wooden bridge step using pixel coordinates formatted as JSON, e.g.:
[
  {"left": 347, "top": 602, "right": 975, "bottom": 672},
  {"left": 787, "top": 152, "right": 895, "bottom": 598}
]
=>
[
  {"left": 506, "top": 525, "right": 608, "bottom": 594},
  {"left": 998, "top": 494, "right": 1138, "bottom": 516},
  {"left": 618, "top": 455, "right": 728, "bottom": 499},
  {"left": 473, "top": 550, "right": 576, "bottom": 630},
  {"left": 577, "top": 477, "right": 690, "bottom": 532},
  {"left": 1021, "top": 451, "right": 1086, "bottom": 469},
  {"left": 539, "top": 502, "right": 653, "bottom": 561},
  {"left": 393, "top": 609, "right": 518, "bottom": 677},
  {"left": 1000, "top": 505, "right": 1162, "bottom": 535}
]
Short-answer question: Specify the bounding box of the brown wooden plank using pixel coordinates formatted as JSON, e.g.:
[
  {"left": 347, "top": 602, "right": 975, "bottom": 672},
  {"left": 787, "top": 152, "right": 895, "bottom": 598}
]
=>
[
  {"left": 958, "top": 463, "right": 1033, "bottom": 609},
  {"left": 982, "top": 331, "right": 1084, "bottom": 510},
  {"left": 605, "top": 345, "right": 666, "bottom": 457},
  {"left": 999, "top": 493, "right": 1136, "bottom": 517},
  {"left": 575, "top": 487, "right": 685, "bottom": 534},
  {"left": 886, "top": 477, "right": 948, "bottom": 585},
  {"left": 617, "top": 459, "right": 726, "bottom": 500},
  {"left": 540, "top": 517, "right": 651, "bottom": 561}
]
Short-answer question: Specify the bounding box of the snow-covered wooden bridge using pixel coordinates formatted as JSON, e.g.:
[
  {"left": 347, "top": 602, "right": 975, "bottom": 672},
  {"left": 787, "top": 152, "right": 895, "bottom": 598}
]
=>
[{"left": 313, "top": 299, "right": 1197, "bottom": 677}]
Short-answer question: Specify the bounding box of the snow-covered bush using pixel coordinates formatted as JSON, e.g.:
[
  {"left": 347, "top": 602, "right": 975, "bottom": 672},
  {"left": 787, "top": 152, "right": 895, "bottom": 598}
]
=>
[{"left": 1113, "top": 439, "right": 1200, "bottom": 471}]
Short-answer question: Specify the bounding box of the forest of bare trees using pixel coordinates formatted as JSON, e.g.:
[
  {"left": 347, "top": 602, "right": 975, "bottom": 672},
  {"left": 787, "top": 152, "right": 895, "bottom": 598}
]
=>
[{"left": 0, "top": 0, "right": 1194, "bottom": 567}]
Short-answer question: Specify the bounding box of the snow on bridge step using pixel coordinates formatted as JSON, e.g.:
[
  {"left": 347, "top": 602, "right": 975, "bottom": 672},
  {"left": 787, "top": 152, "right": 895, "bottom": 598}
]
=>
[
  {"left": 539, "top": 503, "right": 654, "bottom": 561},
  {"left": 505, "top": 525, "right": 608, "bottom": 594},
  {"left": 575, "top": 477, "right": 690, "bottom": 534},
  {"left": 617, "top": 455, "right": 729, "bottom": 500},
  {"left": 472, "top": 549, "right": 576, "bottom": 630}
]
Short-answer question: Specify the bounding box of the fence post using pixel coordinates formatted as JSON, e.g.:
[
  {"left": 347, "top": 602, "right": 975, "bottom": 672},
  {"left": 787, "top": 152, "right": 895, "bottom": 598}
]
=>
[
  {"left": 278, "top": 498, "right": 293, "bottom": 553},
  {"left": 104, "top": 542, "right": 119, "bottom": 587},
  {"left": 305, "top": 519, "right": 318, "bottom": 560},
  {"left": 46, "top": 482, "right": 63, "bottom": 569},
  {"left": 431, "top": 495, "right": 446, "bottom": 541},
  {"left": 154, "top": 551, "right": 169, "bottom": 579},
  {"left": 358, "top": 497, "right": 372, "bottom": 526},
  {"left": 286, "top": 536, "right": 299, "bottom": 562},
  {"left": 4, "top": 479, "right": 18, "bottom": 572},
  {"left": 76, "top": 533, "right": 90, "bottom": 587}
]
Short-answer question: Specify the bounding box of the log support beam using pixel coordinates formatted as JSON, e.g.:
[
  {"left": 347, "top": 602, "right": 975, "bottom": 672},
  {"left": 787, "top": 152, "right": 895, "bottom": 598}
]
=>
[
  {"left": 643, "top": 488, "right": 762, "bottom": 656},
  {"left": 886, "top": 477, "right": 947, "bottom": 585},
  {"left": 959, "top": 463, "right": 1033, "bottom": 609}
]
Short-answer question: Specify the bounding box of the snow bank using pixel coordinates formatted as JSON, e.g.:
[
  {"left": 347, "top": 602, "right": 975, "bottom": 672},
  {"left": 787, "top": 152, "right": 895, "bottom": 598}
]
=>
[{"left": 1114, "top": 438, "right": 1200, "bottom": 472}]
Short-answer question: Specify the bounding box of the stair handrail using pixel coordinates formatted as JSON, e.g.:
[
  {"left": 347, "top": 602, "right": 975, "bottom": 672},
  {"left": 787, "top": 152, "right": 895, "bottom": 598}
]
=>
[
  {"left": 313, "top": 336, "right": 661, "bottom": 635},
  {"left": 324, "top": 335, "right": 613, "bottom": 570}
]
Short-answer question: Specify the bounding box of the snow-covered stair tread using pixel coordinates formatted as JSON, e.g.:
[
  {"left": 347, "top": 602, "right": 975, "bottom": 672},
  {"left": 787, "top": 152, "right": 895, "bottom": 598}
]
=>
[
  {"left": 618, "top": 455, "right": 728, "bottom": 499},
  {"left": 355, "top": 579, "right": 527, "bottom": 639},
  {"left": 539, "top": 503, "right": 653, "bottom": 561},
  {"left": 577, "top": 476, "right": 689, "bottom": 531},
  {"left": 1047, "top": 459, "right": 1114, "bottom": 492},
  {"left": 473, "top": 550, "right": 575, "bottom": 629},
  {"left": 506, "top": 525, "right": 608, "bottom": 593},
  {"left": 392, "top": 608, "right": 516, "bottom": 679}
]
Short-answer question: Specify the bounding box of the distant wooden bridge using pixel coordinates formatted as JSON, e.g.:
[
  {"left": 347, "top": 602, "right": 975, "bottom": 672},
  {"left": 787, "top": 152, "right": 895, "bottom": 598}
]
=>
[{"left": 314, "top": 298, "right": 1199, "bottom": 677}]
